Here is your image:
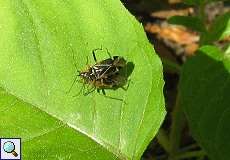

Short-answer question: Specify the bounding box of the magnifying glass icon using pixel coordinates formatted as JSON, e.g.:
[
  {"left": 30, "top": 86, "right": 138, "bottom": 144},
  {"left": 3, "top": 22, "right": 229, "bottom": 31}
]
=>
[{"left": 3, "top": 141, "right": 18, "bottom": 157}]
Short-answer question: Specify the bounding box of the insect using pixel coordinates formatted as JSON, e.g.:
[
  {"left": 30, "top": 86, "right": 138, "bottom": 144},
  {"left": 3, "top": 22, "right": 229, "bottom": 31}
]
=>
[{"left": 68, "top": 47, "right": 128, "bottom": 96}]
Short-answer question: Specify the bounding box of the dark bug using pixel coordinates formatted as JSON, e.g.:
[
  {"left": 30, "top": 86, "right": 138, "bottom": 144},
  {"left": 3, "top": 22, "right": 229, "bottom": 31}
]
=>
[
  {"left": 90, "top": 48, "right": 127, "bottom": 79},
  {"left": 67, "top": 47, "right": 128, "bottom": 96}
]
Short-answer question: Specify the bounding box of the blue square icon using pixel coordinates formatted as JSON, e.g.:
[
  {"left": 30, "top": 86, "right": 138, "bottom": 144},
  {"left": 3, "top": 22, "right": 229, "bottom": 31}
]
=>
[{"left": 0, "top": 138, "right": 21, "bottom": 160}]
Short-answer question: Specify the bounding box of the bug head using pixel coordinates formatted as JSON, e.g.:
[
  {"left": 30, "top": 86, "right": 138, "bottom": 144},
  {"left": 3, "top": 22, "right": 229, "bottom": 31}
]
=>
[{"left": 78, "top": 71, "right": 93, "bottom": 82}]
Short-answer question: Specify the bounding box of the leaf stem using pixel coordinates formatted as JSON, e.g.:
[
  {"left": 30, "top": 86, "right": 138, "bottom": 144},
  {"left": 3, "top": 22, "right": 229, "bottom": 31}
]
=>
[
  {"left": 168, "top": 93, "right": 185, "bottom": 160},
  {"left": 179, "top": 143, "right": 198, "bottom": 152},
  {"left": 174, "top": 150, "right": 206, "bottom": 160},
  {"left": 198, "top": 0, "right": 206, "bottom": 23},
  {"left": 198, "top": 0, "right": 208, "bottom": 44},
  {"left": 197, "top": 154, "right": 206, "bottom": 160},
  {"left": 156, "top": 128, "right": 170, "bottom": 153},
  {"left": 161, "top": 58, "right": 181, "bottom": 74}
]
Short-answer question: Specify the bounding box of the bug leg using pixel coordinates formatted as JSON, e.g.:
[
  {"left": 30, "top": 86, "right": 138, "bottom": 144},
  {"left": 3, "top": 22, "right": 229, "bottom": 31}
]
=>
[
  {"left": 102, "top": 89, "right": 106, "bottom": 95},
  {"left": 72, "top": 82, "right": 85, "bottom": 97},
  {"left": 83, "top": 83, "right": 90, "bottom": 96},
  {"left": 105, "top": 48, "right": 112, "bottom": 59},
  {"left": 92, "top": 45, "right": 103, "bottom": 62},
  {"left": 84, "top": 85, "right": 96, "bottom": 96},
  {"left": 93, "top": 51, "right": 97, "bottom": 62},
  {"left": 66, "top": 76, "right": 79, "bottom": 94},
  {"left": 98, "top": 93, "right": 125, "bottom": 102},
  {"left": 87, "top": 87, "right": 96, "bottom": 95},
  {"left": 121, "top": 79, "right": 131, "bottom": 91},
  {"left": 92, "top": 50, "right": 98, "bottom": 62}
]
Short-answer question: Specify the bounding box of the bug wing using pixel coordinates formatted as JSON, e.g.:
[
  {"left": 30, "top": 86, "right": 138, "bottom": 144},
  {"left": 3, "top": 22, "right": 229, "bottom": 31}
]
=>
[{"left": 93, "top": 58, "right": 116, "bottom": 78}]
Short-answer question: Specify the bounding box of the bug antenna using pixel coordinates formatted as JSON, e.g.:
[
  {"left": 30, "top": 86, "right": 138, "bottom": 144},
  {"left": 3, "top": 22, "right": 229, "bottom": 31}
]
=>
[
  {"left": 66, "top": 75, "right": 78, "bottom": 94},
  {"left": 73, "top": 83, "right": 85, "bottom": 97},
  {"left": 69, "top": 46, "right": 78, "bottom": 70},
  {"left": 105, "top": 47, "right": 112, "bottom": 58}
]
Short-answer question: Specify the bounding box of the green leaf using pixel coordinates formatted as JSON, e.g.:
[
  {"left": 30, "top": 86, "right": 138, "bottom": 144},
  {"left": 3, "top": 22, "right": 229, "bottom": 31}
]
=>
[
  {"left": 180, "top": 45, "right": 230, "bottom": 160},
  {"left": 0, "top": 87, "right": 118, "bottom": 160},
  {"left": 168, "top": 16, "right": 206, "bottom": 33},
  {"left": 207, "top": 12, "right": 230, "bottom": 42},
  {"left": 0, "top": 0, "right": 166, "bottom": 159}
]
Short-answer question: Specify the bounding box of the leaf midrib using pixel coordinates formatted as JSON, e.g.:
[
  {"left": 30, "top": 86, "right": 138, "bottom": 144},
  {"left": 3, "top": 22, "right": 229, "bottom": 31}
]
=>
[{"left": 0, "top": 86, "right": 128, "bottom": 159}]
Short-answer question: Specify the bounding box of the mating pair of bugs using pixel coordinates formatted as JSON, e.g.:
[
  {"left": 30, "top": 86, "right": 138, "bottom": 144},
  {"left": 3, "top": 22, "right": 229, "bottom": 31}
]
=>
[{"left": 68, "top": 47, "right": 128, "bottom": 96}]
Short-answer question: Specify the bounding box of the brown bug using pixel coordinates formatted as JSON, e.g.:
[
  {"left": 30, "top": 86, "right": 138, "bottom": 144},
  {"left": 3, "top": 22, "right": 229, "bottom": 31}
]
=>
[{"left": 68, "top": 47, "right": 128, "bottom": 96}]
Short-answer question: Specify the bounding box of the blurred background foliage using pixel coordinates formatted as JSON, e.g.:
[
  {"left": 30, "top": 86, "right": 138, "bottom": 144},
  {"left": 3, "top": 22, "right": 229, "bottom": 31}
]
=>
[{"left": 120, "top": 0, "right": 230, "bottom": 159}]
